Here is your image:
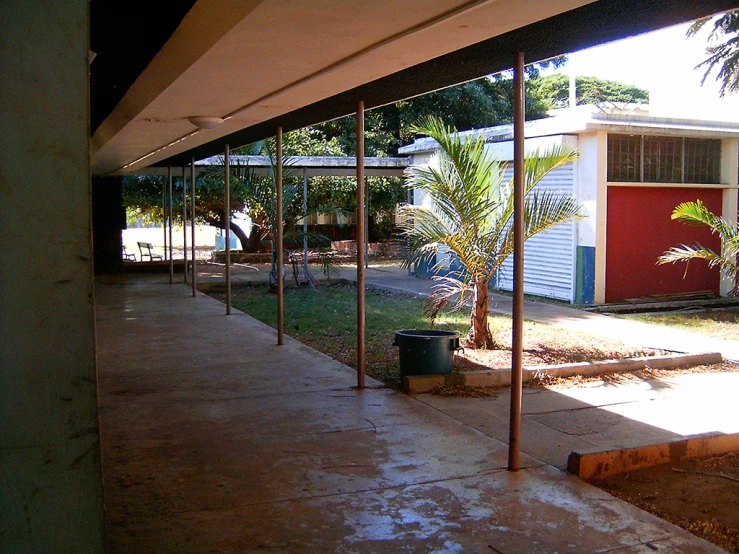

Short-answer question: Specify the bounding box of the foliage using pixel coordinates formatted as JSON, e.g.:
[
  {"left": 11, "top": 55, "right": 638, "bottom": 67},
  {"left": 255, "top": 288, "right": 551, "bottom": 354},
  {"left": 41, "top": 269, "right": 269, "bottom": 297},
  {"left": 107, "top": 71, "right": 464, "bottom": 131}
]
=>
[
  {"left": 688, "top": 10, "right": 739, "bottom": 97},
  {"left": 225, "top": 141, "right": 341, "bottom": 281},
  {"left": 398, "top": 116, "right": 582, "bottom": 348},
  {"left": 122, "top": 171, "right": 250, "bottom": 238},
  {"left": 658, "top": 199, "right": 739, "bottom": 295},
  {"left": 530, "top": 74, "right": 649, "bottom": 109},
  {"left": 318, "top": 62, "right": 564, "bottom": 157}
]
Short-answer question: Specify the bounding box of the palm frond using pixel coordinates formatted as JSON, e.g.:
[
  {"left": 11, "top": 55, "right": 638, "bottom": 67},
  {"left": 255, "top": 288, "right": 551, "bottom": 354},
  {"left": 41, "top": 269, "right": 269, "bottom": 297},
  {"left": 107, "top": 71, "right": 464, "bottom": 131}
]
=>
[
  {"left": 658, "top": 243, "right": 739, "bottom": 282},
  {"left": 671, "top": 200, "right": 738, "bottom": 240},
  {"left": 423, "top": 273, "right": 471, "bottom": 325},
  {"left": 498, "top": 190, "right": 583, "bottom": 262}
]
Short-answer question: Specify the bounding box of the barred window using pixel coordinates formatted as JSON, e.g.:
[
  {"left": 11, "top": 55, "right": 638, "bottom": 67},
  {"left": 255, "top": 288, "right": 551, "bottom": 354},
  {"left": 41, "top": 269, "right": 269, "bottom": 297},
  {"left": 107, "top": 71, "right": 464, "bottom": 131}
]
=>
[
  {"left": 607, "top": 134, "right": 640, "bottom": 182},
  {"left": 684, "top": 138, "right": 721, "bottom": 184},
  {"left": 607, "top": 134, "right": 721, "bottom": 184},
  {"left": 643, "top": 136, "right": 682, "bottom": 183}
]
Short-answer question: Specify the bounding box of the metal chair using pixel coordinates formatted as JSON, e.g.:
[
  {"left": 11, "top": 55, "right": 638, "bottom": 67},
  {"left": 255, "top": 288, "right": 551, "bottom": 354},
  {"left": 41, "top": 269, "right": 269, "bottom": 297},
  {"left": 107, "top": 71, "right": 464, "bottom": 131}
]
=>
[{"left": 137, "top": 242, "right": 163, "bottom": 262}]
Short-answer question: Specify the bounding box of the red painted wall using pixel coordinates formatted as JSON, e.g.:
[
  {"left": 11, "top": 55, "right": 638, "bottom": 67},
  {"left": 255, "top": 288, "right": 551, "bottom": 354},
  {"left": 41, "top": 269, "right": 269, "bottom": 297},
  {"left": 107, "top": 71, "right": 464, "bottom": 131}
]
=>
[{"left": 606, "top": 187, "right": 722, "bottom": 303}]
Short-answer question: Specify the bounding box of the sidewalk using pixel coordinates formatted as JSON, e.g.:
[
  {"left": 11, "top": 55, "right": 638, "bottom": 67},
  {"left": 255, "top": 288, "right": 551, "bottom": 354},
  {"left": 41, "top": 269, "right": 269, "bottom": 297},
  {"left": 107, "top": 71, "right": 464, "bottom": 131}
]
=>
[{"left": 96, "top": 275, "right": 725, "bottom": 552}]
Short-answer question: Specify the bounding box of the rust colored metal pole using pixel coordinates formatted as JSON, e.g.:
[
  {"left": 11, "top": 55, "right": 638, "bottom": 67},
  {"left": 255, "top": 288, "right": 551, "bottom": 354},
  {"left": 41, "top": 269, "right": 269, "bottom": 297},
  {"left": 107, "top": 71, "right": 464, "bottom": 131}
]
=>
[
  {"left": 356, "top": 101, "right": 366, "bottom": 389},
  {"left": 508, "top": 51, "right": 525, "bottom": 472},
  {"left": 182, "top": 166, "right": 188, "bottom": 283},
  {"left": 276, "top": 127, "right": 284, "bottom": 346},
  {"left": 225, "top": 144, "right": 232, "bottom": 315},
  {"left": 365, "top": 178, "right": 369, "bottom": 268},
  {"left": 303, "top": 168, "right": 309, "bottom": 283},
  {"left": 163, "top": 185, "right": 168, "bottom": 261},
  {"left": 191, "top": 158, "right": 197, "bottom": 297},
  {"left": 168, "top": 166, "right": 174, "bottom": 284},
  {"left": 407, "top": 188, "right": 412, "bottom": 276}
]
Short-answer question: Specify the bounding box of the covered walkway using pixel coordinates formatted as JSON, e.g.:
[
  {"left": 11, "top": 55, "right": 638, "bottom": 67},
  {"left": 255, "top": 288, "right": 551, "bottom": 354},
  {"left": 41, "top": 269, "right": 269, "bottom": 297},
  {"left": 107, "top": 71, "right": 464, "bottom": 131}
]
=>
[{"left": 95, "top": 275, "right": 722, "bottom": 552}]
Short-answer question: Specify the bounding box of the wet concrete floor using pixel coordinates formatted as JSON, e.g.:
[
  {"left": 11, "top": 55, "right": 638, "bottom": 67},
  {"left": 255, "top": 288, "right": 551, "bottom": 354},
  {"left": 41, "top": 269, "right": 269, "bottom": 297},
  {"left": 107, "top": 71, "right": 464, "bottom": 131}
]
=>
[{"left": 95, "top": 275, "right": 723, "bottom": 552}]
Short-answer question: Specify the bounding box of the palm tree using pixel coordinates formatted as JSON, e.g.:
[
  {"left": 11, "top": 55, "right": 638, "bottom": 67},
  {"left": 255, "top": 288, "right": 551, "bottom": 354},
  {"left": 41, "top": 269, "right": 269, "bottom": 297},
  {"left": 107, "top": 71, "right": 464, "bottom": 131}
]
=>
[
  {"left": 658, "top": 200, "right": 739, "bottom": 295},
  {"left": 398, "top": 116, "right": 582, "bottom": 349},
  {"left": 687, "top": 10, "right": 739, "bottom": 97}
]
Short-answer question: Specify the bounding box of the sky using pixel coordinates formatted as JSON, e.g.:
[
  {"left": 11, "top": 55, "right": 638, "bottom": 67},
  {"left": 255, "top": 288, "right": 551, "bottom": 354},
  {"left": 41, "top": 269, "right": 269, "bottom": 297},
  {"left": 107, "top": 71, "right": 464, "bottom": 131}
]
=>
[{"left": 549, "top": 19, "right": 739, "bottom": 121}]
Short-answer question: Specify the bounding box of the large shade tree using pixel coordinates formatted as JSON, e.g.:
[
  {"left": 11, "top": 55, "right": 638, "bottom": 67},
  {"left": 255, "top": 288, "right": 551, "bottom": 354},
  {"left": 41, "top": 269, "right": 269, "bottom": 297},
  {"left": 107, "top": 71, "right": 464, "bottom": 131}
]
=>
[
  {"left": 399, "top": 116, "right": 582, "bottom": 349},
  {"left": 319, "top": 60, "right": 564, "bottom": 157},
  {"left": 530, "top": 74, "right": 649, "bottom": 109}
]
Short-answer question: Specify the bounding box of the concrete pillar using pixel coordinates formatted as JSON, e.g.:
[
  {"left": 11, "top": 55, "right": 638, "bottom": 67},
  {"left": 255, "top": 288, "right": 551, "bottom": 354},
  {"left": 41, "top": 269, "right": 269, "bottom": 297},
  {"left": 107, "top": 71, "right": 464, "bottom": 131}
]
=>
[
  {"left": 0, "top": 2, "right": 106, "bottom": 552},
  {"left": 93, "top": 176, "right": 126, "bottom": 274},
  {"left": 594, "top": 131, "right": 609, "bottom": 304},
  {"left": 721, "top": 138, "right": 739, "bottom": 296}
]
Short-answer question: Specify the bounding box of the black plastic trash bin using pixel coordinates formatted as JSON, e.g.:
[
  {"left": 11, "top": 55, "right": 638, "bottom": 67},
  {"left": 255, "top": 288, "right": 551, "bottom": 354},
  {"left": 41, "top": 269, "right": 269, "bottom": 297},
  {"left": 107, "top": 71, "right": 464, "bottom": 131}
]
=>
[{"left": 392, "top": 329, "right": 461, "bottom": 377}]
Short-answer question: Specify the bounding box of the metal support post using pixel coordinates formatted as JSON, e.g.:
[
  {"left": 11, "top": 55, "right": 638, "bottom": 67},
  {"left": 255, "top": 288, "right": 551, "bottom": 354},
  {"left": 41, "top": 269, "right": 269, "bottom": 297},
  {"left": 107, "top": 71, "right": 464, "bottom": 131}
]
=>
[
  {"left": 182, "top": 166, "right": 188, "bottom": 283},
  {"left": 191, "top": 157, "right": 197, "bottom": 297},
  {"left": 356, "top": 101, "right": 366, "bottom": 389},
  {"left": 225, "top": 145, "right": 232, "bottom": 315},
  {"left": 303, "top": 168, "right": 309, "bottom": 283},
  {"left": 163, "top": 185, "right": 168, "bottom": 261},
  {"left": 407, "top": 188, "right": 412, "bottom": 276},
  {"left": 508, "top": 51, "right": 525, "bottom": 472},
  {"left": 365, "top": 178, "right": 369, "bottom": 269},
  {"left": 168, "top": 166, "right": 174, "bottom": 283},
  {"left": 276, "top": 127, "right": 284, "bottom": 345}
]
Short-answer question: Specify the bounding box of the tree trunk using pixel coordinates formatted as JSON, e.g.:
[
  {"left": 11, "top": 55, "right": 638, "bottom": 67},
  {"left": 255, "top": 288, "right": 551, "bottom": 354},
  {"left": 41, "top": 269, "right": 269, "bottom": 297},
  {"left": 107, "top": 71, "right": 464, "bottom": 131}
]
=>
[
  {"left": 229, "top": 220, "right": 249, "bottom": 251},
  {"left": 469, "top": 279, "right": 494, "bottom": 349},
  {"left": 244, "top": 222, "right": 265, "bottom": 253},
  {"left": 204, "top": 215, "right": 253, "bottom": 252}
]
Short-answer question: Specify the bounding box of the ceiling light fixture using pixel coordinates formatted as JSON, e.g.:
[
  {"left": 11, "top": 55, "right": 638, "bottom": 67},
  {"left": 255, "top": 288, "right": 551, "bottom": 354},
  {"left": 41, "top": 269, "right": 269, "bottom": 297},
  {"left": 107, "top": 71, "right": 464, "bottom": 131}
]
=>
[{"left": 188, "top": 116, "right": 224, "bottom": 130}]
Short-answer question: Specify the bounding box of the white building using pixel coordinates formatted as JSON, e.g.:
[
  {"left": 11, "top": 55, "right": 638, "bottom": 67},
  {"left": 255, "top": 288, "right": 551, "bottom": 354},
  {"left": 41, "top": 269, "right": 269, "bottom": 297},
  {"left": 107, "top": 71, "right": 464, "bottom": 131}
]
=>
[{"left": 399, "top": 103, "right": 739, "bottom": 304}]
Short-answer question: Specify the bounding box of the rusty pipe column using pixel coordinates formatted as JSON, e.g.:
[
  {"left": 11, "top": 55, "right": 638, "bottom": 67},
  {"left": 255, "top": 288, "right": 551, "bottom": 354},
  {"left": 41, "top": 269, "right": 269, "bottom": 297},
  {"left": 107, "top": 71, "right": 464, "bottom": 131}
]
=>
[
  {"left": 225, "top": 144, "right": 232, "bottom": 315},
  {"left": 191, "top": 157, "right": 197, "bottom": 297},
  {"left": 182, "top": 166, "right": 188, "bottom": 283},
  {"left": 356, "top": 101, "right": 366, "bottom": 389},
  {"left": 168, "top": 166, "right": 174, "bottom": 284},
  {"left": 276, "top": 127, "right": 284, "bottom": 346},
  {"left": 508, "top": 51, "right": 525, "bottom": 472},
  {"left": 303, "top": 168, "right": 309, "bottom": 283},
  {"left": 163, "top": 184, "right": 168, "bottom": 261}
]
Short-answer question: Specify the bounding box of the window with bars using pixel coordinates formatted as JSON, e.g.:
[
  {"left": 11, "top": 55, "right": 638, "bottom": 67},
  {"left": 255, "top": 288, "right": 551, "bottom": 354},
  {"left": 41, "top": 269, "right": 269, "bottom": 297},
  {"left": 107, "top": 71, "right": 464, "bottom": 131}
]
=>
[
  {"left": 684, "top": 138, "right": 722, "bottom": 184},
  {"left": 607, "top": 134, "right": 722, "bottom": 184},
  {"left": 607, "top": 134, "right": 640, "bottom": 182}
]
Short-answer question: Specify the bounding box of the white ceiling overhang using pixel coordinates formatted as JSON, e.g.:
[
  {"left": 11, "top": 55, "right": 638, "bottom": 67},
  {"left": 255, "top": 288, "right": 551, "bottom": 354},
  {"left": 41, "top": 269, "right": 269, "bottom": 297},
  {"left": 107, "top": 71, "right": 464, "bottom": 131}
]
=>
[{"left": 91, "top": 0, "right": 597, "bottom": 175}]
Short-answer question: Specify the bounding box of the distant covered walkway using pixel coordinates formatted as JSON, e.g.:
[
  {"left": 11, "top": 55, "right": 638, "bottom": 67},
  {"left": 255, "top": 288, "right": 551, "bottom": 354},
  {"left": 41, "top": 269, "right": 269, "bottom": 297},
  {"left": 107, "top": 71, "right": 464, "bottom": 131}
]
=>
[{"left": 95, "top": 275, "right": 722, "bottom": 552}]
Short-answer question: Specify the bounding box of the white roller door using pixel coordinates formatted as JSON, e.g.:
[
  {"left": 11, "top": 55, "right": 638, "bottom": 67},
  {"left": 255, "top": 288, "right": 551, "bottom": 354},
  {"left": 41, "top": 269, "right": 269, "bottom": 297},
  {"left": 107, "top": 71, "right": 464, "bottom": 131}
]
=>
[{"left": 496, "top": 163, "right": 575, "bottom": 302}]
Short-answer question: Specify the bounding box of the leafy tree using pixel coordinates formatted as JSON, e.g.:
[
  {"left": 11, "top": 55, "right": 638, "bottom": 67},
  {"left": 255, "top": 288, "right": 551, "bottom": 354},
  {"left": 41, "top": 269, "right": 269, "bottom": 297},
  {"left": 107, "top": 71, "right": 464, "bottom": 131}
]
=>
[
  {"left": 530, "top": 74, "right": 649, "bottom": 110},
  {"left": 688, "top": 10, "right": 739, "bottom": 97},
  {"left": 318, "top": 64, "right": 562, "bottom": 157},
  {"left": 122, "top": 171, "right": 254, "bottom": 251},
  {"left": 658, "top": 200, "right": 738, "bottom": 295},
  {"left": 124, "top": 127, "right": 404, "bottom": 250},
  {"left": 398, "top": 116, "right": 582, "bottom": 349}
]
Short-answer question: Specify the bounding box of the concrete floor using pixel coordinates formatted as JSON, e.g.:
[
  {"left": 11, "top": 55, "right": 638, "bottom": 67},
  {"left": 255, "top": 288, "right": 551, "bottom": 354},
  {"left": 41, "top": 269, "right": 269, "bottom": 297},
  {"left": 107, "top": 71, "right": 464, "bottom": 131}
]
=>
[{"left": 95, "top": 274, "right": 726, "bottom": 552}]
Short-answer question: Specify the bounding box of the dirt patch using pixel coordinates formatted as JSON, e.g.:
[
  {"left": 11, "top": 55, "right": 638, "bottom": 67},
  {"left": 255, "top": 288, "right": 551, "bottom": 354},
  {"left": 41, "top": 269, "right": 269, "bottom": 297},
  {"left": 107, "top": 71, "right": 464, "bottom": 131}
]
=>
[
  {"left": 594, "top": 452, "right": 739, "bottom": 553},
  {"left": 430, "top": 362, "right": 739, "bottom": 397},
  {"left": 527, "top": 361, "right": 739, "bottom": 389},
  {"left": 456, "top": 321, "right": 663, "bottom": 372}
]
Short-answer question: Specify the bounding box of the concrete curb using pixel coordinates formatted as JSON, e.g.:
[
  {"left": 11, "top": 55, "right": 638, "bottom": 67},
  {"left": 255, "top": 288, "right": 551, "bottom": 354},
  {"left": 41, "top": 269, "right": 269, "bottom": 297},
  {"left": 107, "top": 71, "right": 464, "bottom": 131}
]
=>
[
  {"left": 403, "top": 352, "right": 723, "bottom": 394},
  {"left": 568, "top": 431, "right": 739, "bottom": 481}
]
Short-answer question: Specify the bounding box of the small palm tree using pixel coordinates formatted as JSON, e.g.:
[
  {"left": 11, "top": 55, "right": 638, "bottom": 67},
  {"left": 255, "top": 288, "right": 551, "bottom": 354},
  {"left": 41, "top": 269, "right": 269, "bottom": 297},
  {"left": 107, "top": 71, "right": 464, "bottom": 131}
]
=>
[
  {"left": 658, "top": 199, "right": 739, "bottom": 295},
  {"left": 399, "top": 116, "right": 582, "bottom": 349}
]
